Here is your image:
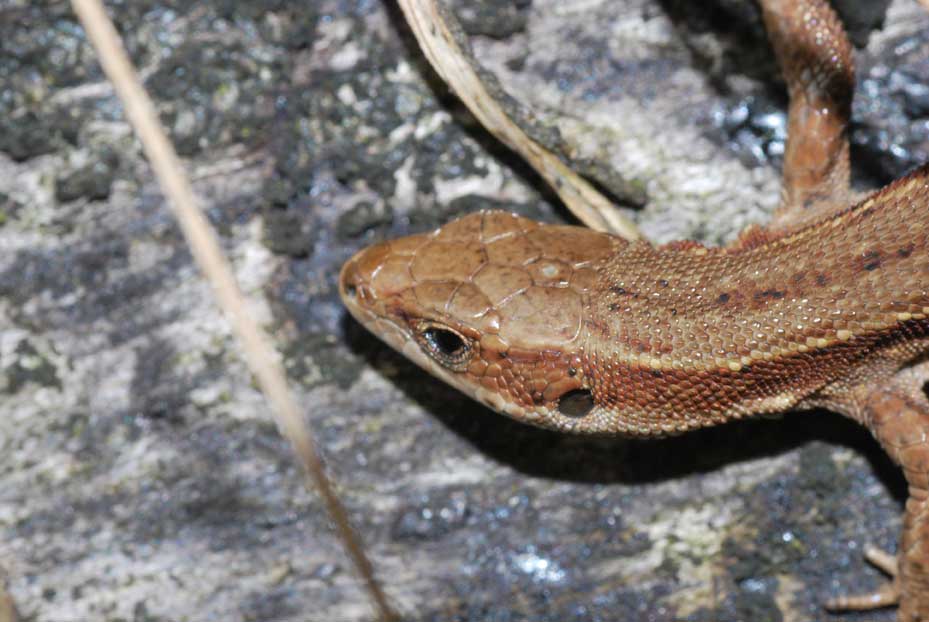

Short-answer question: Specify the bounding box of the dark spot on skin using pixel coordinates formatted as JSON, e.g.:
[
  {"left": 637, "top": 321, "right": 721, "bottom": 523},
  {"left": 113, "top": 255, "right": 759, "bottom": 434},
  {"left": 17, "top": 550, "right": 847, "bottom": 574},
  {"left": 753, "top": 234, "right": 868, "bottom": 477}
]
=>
[
  {"left": 670, "top": 308, "right": 678, "bottom": 316},
  {"left": 754, "top": 289, "right": 785, "bottom": 301},
  {"left": 792, "top": 272, "right": 805, "bottom": 283},
  {"left": 610, "top": 286, "right": 638, "bottom": 298},
  {"left": 862, "top": 250, "right": 881, "bottom": 271},
  {"left": 567, "top": 367, "right": 577, "bottom": 377},
  {"left": 650, "top": 370, "right": 663, "bottom": 378},
  {"left": 608, "top": 303, "right": 620, "bottom": 311},
  {"left": 558, "top": 389, "right": 595, "bottom": 418},
  {"left": 742, "top": 365, "right": 751, "bottom": 373},
  {"left": 499, "top": 351, "right": 507, "bottom": 358},
  {"left": 800, "top": 190, "right": 832, "bottom": 210},
  {"left": 717, "top": 293, "right": 730, "bottom": 304},
  {"left": 899, "top": 245, "right": 914, "bottom": 258},
  {"left": 658, "top": 279, "right": 668, "bottom": 288},
  {"left": 815, "top": 274, "right": 828, "bottom": 286},
  {"left": 533, "top": 393, "right": 544, "bottom": 405}
]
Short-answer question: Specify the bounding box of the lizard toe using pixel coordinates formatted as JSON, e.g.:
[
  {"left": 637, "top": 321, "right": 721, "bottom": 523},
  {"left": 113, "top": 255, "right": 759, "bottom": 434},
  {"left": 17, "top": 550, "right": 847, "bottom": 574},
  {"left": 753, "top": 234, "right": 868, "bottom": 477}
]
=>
[
  {"left": 863, "top": 545, "right": 898, "bottom": 577},
  {"left": 824, "top": 546, "right": 899, "bottom": 611},
  {"left": 824, "top": 582, "right": 899, "bottom": 611}
]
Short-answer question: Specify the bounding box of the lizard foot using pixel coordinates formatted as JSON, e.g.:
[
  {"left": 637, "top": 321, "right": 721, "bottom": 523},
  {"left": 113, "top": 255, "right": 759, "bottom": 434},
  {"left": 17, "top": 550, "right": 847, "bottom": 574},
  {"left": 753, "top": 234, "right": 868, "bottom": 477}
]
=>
[{"left": 824, "top": 546, "right": 899, "bottom": 611}]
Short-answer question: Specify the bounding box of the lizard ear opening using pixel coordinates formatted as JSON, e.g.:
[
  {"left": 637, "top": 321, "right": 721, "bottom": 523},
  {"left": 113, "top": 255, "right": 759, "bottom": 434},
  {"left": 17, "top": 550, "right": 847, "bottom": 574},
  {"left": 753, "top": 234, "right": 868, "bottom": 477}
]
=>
[{"left": 557, "top": 389, "right": 595, "bottom": 418}]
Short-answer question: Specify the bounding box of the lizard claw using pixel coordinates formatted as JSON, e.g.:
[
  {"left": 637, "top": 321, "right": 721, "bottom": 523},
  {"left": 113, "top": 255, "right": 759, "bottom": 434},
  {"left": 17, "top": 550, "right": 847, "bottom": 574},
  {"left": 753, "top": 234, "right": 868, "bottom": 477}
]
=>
[{"left": 824, "top": 546, "right": 899, "bottom": 611}]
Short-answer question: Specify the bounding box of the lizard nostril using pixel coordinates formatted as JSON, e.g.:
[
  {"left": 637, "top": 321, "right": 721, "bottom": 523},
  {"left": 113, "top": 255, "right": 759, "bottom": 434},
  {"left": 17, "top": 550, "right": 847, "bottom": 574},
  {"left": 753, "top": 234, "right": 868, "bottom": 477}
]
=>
[
  {"left": 339, "top": 260, "right": 366, "bottom": 303},
  {"left": 557, "top": 389, "right": 595, "bottom": 418}
]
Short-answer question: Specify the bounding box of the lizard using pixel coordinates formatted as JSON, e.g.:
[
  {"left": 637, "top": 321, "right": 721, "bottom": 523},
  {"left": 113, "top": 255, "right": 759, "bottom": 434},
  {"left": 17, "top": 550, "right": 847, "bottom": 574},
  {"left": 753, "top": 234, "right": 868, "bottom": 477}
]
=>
[{"left": 339, "top": 0, "right": 929, "bottom": 618}]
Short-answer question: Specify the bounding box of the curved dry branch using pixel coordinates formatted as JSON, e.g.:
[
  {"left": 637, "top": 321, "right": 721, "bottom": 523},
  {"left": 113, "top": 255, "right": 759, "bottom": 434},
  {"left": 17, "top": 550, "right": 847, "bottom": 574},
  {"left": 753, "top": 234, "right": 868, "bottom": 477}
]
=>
[{"left": 396, "top": 0, "right": 641, "bottom": 240}]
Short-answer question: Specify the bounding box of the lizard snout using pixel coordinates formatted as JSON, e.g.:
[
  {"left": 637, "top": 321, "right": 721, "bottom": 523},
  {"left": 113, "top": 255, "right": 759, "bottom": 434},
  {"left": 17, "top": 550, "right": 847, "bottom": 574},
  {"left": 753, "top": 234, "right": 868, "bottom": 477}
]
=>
[
  {"left": 338, "top": 241, "right": 396, "bottom": 311},
  {"left": 338, "top": 255, "right": 367, "bottom": 305}
]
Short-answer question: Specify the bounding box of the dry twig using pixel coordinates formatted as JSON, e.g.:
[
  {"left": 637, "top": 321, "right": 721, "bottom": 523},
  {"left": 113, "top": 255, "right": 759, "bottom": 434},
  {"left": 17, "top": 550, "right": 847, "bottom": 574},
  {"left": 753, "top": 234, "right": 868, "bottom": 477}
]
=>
[
  {"left": 396, "top": 0, "right": 641, "bottom": 240},
  {"left": 68, "top": 0, "right": 398, "bottom": 619}
]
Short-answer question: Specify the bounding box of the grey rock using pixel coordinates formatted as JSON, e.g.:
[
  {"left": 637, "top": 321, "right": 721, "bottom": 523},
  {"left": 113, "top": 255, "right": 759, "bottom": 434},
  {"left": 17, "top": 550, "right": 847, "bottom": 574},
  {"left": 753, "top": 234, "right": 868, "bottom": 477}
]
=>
[{"left": 0, "top": 1, "right": 923, "bottom": 621}]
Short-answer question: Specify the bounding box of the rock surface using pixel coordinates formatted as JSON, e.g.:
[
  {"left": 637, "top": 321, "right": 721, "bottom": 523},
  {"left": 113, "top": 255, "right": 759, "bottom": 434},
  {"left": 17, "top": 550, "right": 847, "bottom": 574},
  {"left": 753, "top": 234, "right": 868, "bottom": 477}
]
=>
[{"left": 1, "top": 1, "right": 928, "bottom": 621}]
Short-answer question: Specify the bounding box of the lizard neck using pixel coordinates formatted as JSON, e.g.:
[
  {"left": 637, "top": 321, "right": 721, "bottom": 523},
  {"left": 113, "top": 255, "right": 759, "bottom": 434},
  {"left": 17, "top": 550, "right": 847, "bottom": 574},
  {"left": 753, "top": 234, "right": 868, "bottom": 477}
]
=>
[{"left": 579, "top": 168, "right": 929, "bottom": 435}]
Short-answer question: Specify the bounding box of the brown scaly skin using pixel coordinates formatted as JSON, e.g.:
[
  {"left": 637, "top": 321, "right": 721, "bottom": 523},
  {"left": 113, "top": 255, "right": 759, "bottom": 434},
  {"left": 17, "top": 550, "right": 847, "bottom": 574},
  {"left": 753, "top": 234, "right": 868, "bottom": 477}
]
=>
[{"left": 341, "top": 0, "right": 929, "bottom": 619}]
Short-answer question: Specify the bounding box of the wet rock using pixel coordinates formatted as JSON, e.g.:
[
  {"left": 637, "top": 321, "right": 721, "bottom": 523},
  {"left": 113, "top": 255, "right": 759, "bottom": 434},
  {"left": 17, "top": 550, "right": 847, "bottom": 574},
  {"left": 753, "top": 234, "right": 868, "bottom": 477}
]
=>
[
  {"left": 3, "top": 339, "right": 61, "bottom": 394},
  {"left": 263, "top": 209, "right": 315, "bottom": 258},
  {"left": 281, "top": 332, "right": 364, "bottom": 390},
  {"left": 833, "top": 0, "right": 892, "bottom": 47},
  {"left": 335, "top": 200, "right": 393, "bottom": 240},
  {"left": 0, "top": 5, "right": 97, "bottom": 92},
  {"left": 0, "top": 112, "right": 58, "bottom": 161},
  {"left": 732, "top": 579, "right": 783, "bottom": 622},
  {"left": 1, "top": 1, "right": 926, "bottom": 621},
  {"left": 451, "top": 0, "right": 533, "bottom": 39},
  {"left": 707, "top": 96, "right": 787, "bottom": 169},
  {"left": 853, "top": 33, "right": 929, "bottom": 183},
  {"left": 391, "top": 491, "right": 470, "bottom": 541},
  {"left": 0, "top": 194, "right": 22, "bottom": 226},
  {"left": 54, "top": 147, "right": 119, "bottom": 203}
]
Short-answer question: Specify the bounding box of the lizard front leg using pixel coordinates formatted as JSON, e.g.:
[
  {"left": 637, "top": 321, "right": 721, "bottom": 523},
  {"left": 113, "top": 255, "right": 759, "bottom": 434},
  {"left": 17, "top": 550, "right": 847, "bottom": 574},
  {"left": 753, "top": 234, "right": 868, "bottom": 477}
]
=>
[{"left": 828, "top": 366, "right": 929, "bottom": 620}]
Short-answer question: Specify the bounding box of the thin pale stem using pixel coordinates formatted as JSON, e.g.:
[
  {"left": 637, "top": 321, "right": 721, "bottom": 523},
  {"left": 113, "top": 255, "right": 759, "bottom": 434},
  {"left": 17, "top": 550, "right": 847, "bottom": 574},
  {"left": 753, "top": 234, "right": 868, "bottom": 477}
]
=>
[{"left": 68, "top": 1, "right": 398, "bottom": 619}]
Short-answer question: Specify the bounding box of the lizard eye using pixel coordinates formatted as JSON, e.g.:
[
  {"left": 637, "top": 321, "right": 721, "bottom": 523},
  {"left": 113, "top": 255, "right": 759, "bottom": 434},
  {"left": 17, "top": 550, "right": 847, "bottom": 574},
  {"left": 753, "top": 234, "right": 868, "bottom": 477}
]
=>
[{"left": 415, "top": 322, "right": 473, "bottom": 371}]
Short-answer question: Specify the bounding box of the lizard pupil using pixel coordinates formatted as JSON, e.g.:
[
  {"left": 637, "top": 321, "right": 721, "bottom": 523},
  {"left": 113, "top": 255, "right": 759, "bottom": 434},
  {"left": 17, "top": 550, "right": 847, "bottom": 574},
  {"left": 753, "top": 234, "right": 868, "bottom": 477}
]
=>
[
  {"left": 558, "top": 389, "right": 595, "bottom": 418},
  {"left": 413, "top": 322, "right": 473, "bottom": 371},
  {"left": 424, "top": 327, "right": 465, "bottom": 357}
]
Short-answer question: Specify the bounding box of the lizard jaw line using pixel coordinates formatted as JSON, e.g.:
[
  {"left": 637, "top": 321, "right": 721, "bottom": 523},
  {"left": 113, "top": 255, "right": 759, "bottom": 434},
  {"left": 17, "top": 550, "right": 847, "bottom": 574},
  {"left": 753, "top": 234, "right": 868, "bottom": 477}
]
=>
[{"left": 344, "top": 299, "right": 528, "bottom": 419}]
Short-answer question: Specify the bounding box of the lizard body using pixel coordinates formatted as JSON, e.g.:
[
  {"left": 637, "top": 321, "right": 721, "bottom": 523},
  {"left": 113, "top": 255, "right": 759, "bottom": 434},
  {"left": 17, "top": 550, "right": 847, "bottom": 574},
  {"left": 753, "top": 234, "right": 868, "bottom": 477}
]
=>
[
  {"left": 342, "top": 177, "right": 929, "bottom": 435},
  {"left": 340, "top": 0, "right": 929, "bottom": 618}
]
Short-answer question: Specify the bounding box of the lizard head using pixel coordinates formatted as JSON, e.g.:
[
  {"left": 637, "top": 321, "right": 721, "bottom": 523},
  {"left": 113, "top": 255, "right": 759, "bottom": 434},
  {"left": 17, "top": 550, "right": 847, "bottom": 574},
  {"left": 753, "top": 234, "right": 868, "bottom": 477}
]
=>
[{"left": 339, "top": 210, "right": 623, "bottom": 432}]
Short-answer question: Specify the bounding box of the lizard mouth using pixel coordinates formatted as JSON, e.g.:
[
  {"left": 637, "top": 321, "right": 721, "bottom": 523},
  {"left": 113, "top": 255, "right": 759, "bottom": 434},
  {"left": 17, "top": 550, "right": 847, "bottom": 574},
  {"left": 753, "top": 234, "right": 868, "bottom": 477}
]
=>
[
  {"left": 339, "top": 251, "right": 408, "bottom": 355},
  {"left": 340, "top": 250, "right": 471, "bottom": 391},
  {"left": 341, "top": 295, "right": 520, "bottom": 417}
]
